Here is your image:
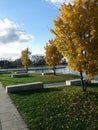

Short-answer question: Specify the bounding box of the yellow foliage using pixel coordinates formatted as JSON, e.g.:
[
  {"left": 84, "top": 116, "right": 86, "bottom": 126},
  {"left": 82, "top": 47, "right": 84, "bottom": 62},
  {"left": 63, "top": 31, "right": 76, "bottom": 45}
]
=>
[
  {"left": 45, "top": 39, "right": 62, "bottom": 72},
  {"left": 50, "top": 0, "right": 98, "bottom": 79},
  {"left": 21, "top": 48, "right": 31, "bottom": 72}
]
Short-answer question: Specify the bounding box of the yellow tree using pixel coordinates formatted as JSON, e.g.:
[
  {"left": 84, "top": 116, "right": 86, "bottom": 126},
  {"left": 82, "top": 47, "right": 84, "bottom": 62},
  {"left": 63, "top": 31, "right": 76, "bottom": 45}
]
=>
[
  {"left": 45, "top": 39, "right": 62, "bottom": 75},
  {"left": 50, "top": 0, "right": 98, "bottom": 91},
  {"left": 21, "top": 48, "right": 31, "bottom": 73}
]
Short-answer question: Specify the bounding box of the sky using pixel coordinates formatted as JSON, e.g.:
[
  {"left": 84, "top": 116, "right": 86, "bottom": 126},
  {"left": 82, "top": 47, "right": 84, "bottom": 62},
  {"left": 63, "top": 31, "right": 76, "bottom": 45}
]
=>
[{"left": 0, "top": 0, "right": 67, "bottom": 60}]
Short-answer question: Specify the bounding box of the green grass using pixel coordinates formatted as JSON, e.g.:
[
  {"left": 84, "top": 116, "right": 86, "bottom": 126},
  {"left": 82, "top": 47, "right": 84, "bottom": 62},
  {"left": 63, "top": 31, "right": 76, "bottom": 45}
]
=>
[
  {"left": 0, "top": 73, "right": 11, "bottom": 77},
  {"left": 0, "top": 73, "right": 79, "bottom": 87},
  {"left": 9, "top": 85, "right": 98, "bottom": 130},
  {"left": 0, "top": 73, "right": 97, "bottom": 129}
]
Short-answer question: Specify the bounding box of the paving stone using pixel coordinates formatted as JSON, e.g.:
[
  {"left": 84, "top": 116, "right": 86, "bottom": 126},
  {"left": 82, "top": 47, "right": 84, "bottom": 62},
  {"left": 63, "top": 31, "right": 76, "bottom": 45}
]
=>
[{"left": 0, "top": 82, "right": 29, "bottom": 130}]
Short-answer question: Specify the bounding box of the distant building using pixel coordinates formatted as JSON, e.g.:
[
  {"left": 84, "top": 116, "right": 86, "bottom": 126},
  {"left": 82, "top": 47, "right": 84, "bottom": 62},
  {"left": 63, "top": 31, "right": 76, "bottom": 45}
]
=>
[
  {"left": 0, "top": 60, "right": 10, "bottom": 68},
  {"left": 30, "top": 55, "right": 46, "bottom": 66}
]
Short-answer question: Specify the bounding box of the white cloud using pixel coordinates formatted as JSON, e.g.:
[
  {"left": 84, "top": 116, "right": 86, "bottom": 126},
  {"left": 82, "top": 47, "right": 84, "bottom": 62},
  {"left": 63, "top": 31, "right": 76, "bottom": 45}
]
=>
[
  {"left": 50, "top": 0, "right": 65, "bottom": 3},
  {"left": 0, "top": 18, "right": 33, "bottom": 44},
  {"left": 0, "top": 18, "right": 34, "bottom": 60},
  {"left": 44, "top": 0, "right": 72, "bottom": 6},
  {"left": 44, "top": 0, "right": 66, "bottom": 4}
]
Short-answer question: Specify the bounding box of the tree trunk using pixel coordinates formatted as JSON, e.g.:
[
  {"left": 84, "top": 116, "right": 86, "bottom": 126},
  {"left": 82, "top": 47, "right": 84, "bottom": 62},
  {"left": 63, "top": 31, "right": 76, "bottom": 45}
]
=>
[
  {"left": 53, "top": 66, "right": 56, "bottom": 75},
  {"left": 80, "top": 71, "right": 87, "bottom": 92},
  {"left": 25, "top": 66, "right": 28, "bottom": 73}
]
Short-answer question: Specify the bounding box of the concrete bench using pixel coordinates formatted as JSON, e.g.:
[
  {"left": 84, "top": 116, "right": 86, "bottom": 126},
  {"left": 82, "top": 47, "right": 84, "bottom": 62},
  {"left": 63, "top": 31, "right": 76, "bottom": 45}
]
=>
[
  {"left": 15, "top": 71, "right": 26, "bottom": 74},
  {"left": 6, "top": 82, "right": 43, "bottom": 93},
  {"left": 42, "top": 72, "right": 54, "bottom": 76},
  {"left": 66, "top": 79, "right": 82, "bottom": 86},
  {"left": 11, "top": 73, "right": 29, "bottom": 78},
  {"left": 0, "top": 71, "right": 10, "bottom": 74}
]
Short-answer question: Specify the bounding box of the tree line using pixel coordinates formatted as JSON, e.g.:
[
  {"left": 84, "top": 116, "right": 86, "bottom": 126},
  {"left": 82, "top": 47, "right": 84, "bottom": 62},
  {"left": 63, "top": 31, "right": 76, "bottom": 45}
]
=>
[
  {"left": 0, "top": 54, "right": 67, "bottom": 69},
  {"left": 45, "top": 0, "right": 98, "bottom": 92},
  {"left": 1, "top": 0, "right": 97, "bottom": 92}
]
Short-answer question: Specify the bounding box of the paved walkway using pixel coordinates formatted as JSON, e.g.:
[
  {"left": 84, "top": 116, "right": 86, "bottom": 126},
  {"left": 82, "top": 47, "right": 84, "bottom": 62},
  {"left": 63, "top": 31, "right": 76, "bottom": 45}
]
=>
[
  {"left": 0, "top": 82, "right": 29, "bottom": 130},
  {"left": 0, "top": 81, "right": 66, "bottom": 130},
  {"left": 44, "top": 82, "right": 66, "bottom": 88},
  {"left": 0, "top": 80, "right": 97, "bottom": 130}
]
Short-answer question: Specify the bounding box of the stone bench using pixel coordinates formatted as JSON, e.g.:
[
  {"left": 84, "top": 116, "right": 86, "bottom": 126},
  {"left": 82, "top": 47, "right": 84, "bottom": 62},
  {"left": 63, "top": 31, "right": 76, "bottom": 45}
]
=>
[
  {"left": 0, "top": 71, "right": 10, "bottom": 74},
  {"left": 11, "top": 73, "right": 29, "bottom": 78},
  {"left": 6, "top": 82, "right": 43, "bottom": 93},
  {"left": 42, "top": 72, "right": 54, "bottom": 76},
  {"left": 66, "top": 79, "right": 82, "bottom": 86},
  {"left": 15, "top": 71, "right": 26, "bottom": 74}
]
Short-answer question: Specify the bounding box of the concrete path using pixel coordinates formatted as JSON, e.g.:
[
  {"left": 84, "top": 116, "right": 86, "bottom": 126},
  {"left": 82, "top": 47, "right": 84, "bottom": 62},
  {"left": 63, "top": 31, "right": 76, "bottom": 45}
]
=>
[
  {"left": 0, "top": 81, "right": 66, "bottom": 130},
  {"left": 0, "top": 82, "right": 29, "bottom": 130},
  {"left": 44, "top": 80, "right": 98, "bottom": 88},
  {"left": 0, "top": 80, "right": 97, "bottom": 130},
  {"left": 44, "top": 82, "right": 66, "bottom": 88}
]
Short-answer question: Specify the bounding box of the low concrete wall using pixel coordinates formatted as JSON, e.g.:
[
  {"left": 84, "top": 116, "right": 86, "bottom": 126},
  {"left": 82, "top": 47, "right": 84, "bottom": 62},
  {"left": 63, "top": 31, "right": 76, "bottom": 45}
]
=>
[
  {"left": 42, "top": 72, "right": 54, "bottom": 76},
  {"left": 66, "top": 79, "right": 82, "bottom": 86},
  {"left": 0, "top": 70, "right": 10, "bottom": 74},
  {"left": 11, "top": 73, "right": 29, "bottom": 78},
  {"left": 6, "top": 82, "right": 43, "bottom": 93},
  {"left": 15, "top": 71, "right": 26, "bottom": 74}
]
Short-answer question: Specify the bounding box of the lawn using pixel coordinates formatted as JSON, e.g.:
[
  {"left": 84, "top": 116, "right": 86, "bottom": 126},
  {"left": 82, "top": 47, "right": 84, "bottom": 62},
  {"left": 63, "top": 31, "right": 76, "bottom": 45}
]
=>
[
  {"left": 0, "top": 73, "right": 79, "bottom": 87},
  {"left": 9, "top": 84, "right": 98, "bottom": 130},
  {"left": 0, "top": 73, "right": 98, "bottom": 130}
]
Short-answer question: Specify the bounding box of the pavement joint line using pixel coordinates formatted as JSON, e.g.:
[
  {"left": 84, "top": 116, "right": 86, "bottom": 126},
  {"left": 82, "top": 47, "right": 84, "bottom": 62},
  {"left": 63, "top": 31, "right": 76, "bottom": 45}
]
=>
[{"left": 0, "top": 82, "right": 29, "bottom": 130}]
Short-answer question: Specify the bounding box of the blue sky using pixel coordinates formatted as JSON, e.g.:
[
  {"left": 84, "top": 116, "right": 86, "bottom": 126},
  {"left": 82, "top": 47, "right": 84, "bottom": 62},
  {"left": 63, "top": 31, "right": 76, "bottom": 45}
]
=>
[{"left": 0, "top": 0, "right": 67, "bottom": 60}]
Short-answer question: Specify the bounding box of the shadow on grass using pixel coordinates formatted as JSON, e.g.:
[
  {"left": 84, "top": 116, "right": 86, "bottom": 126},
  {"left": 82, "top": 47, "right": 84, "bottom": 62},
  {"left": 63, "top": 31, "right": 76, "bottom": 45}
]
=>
[
  {"left": 88, "top": 83, "right": 98, "bottom": 88},
  {"left": 88, "top": 90, "right": 98, "bottom": 101},
  {"left": 10, "top": 87, "right": 64, "bottom": 96},
  {"left": 9, "top": 82, "right": 98, "bottom": 96}
]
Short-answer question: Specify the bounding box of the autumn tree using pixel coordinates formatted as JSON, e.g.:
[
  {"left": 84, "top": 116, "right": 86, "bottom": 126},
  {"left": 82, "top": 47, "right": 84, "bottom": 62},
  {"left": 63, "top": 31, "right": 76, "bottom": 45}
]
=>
[
  {"left": 45, "top": 39, "right": 62, "bottom": 75},
  {"left": 21, "top": 48, "right": 31, "bottom": 73},
  {"left": 50, "top": 0, "right": 98, "bottom": 91}
]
